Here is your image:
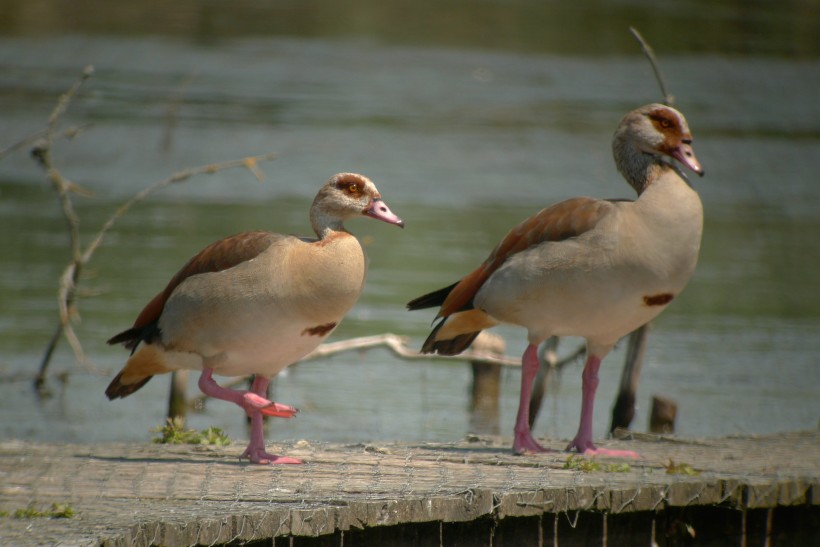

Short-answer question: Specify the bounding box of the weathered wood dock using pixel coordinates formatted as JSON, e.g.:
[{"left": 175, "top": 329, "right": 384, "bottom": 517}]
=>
[{"left": 1, "top": 431, "right": 817, "bottom": 546}]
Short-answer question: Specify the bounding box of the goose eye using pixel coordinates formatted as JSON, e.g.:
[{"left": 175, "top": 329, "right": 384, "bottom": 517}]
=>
[
  {"left": 649, "top": 111, "right": 675, "bottom": 131},
  {"left": 337, "top": 181, "right": 361, "bottom": 195}
]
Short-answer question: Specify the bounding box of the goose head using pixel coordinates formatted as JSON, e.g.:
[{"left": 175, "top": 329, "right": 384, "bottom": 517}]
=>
[
  {"left": 613, "top": 103, "right": 704, "bottom": 193},
  {"left": 310, "top": 173, "right": 404, "bottom": 236}
]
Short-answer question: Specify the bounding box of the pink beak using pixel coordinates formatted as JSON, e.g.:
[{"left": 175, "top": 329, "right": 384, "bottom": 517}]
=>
[
  {"left": 365, "top": 198, "right": 404, "bottom": 228},
  {"left": 672, "top": 141, "right": 705, "bottom": 177}
]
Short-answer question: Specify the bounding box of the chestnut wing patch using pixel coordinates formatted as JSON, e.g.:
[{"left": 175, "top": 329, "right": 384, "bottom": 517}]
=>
[
  {"left": 643, "top": 293, "right": 674, "bottom": 306},
  {"left": 439, "top": 197, "right": 611, "bottom": 318},
  {"left": 108, "top": 231, "right": 284, "bottom": 350},
  {"left": 301, "top": 322, "right": 337, "bottom": 337}
]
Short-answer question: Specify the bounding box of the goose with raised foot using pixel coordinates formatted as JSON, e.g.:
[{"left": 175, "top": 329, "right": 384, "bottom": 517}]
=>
[{"left": 107, "top": 173, "right": 404, "bottom": 464}]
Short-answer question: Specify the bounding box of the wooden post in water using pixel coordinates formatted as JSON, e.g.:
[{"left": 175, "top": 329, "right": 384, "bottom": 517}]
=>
[
  {"left": 610, "top": 323, "right": 650, "bottom": 433},
  {"left": 167, "top": 370, "right": 188, "bottom": 421},
  {"left": 469, "top": 332, "right": 506, "bottom": 435},
  {"left": 650, "top": 395, "right": 677, "bottom": 433}
]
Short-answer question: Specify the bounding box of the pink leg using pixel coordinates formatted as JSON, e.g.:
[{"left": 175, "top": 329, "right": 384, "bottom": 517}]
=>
[
  {"left": 566, "top": 355, "right": 638, "bottom": 459},
  {"left": 197, "top": 368, "right": 298, "bottom": 418},
  {"left": 513, "top": 344, "right": 550, "bottom": 454},
  {"left": 240, "top": 376, "right": 302, "bottom": 464},
  {"left": 198, "top": 369, "right": 302, "bottom": 465}
]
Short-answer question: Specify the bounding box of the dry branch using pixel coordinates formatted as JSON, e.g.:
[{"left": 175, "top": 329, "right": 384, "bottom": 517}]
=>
[
  {"left": 0, "top": 124, "right": 92, "bottom": 162},
  {"left": 300, "top": 333, "right": 522, "bottom": 366},
  {"left": 32, "top": 66, "right": 96, "bottom": 391},
  {"left": 629, "top": 26, "right": 674, "bottom": 106},
  {"left": 189, "top": 333, "right": 586, "bottom": 408},
  {"left": 160, "top": 71, "right": 199, "bottom": 153},
  {"left": 30, "top": 65, "right": 277, "bottom": 394}
]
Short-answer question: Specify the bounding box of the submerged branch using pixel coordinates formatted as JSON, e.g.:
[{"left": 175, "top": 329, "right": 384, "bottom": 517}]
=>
[
  {"left": 300, "top": 333, "right": 521, "bottom": 366},
  {"left": 189, "top": 333, "right": 587, "bottom": 408}
]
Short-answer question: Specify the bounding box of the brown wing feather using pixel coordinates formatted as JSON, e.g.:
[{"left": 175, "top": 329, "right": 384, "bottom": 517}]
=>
[
  {"left": 438, "top": 197, "right": 610, "bottom": 317},
  {"left": 108, "top": 231, "right": 282, "bottom": 348}
]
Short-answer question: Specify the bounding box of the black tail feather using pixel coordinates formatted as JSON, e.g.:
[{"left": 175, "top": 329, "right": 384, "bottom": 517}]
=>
[
  {"left": 419, "top": 318, "right": 482, "bottom": 356},
  {"left": 410, "top": 282, "right": 481, "bottom": 356},
  {"left": 406, "top": 282, "right": 458, "bottom": 311},
  {"left": 107, "top": 322, "right": 161, "bottom": 354},
  {"left": 105, "top": 371, "right": 153, "bottom": 400}
]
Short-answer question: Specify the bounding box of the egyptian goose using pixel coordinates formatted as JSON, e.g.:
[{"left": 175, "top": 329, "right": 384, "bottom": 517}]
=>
[
  {"left": 106, "top": 173, "right": 404, "bottom": 464},
  {"left": 408, "top": 104, "right": 704, "bottom": 457}
]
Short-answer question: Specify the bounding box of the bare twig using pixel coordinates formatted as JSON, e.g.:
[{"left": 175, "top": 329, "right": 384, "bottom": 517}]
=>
[
  {"left": 0, "top": 124, "right": 92, "bottom": 162},
  {"left": 31, "top": 65, "right": 277, "bottom": 394},
  {"left": 160, "top": 71, "right": 199, "bottom": 153},
  {"left": 40, "top": 152, "right": 278, "bottom": 380},
  {"left": 33, "top": 66, "right": 96, "bottom": 392},
  {"left": 79, "top": 152, "right": 278, "bottom": 269},
  {"left": 629, "top": 27, "right": 674, "bottom": 106}
]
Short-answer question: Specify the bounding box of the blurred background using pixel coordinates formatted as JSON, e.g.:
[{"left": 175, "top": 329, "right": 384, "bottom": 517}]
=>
[{"left": 1, "top": 0, "right": 818, "bottom": 446}]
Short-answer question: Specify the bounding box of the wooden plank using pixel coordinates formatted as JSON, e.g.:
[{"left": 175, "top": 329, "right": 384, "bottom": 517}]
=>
[{"left": 0, "top": 431, "right": 817, "bottom": 546}]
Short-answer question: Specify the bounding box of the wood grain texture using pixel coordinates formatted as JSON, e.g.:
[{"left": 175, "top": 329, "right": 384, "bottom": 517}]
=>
[{"left": 0, "top": 431, "right": 817, "bottom": 545}]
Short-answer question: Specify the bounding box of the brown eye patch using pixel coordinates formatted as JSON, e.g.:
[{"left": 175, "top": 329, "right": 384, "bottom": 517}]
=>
[
  {"left": 649, "top": 111, "right": 677, "bottom": 132},
  {"left": 336, "top": 181, "right": 362, "bottom": 195}
]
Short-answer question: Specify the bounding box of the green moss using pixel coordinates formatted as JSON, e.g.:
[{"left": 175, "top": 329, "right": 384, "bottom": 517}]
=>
[
  {"left": 152, "top": 417, "right": 231, "bottom": 446},
  {"left": 664, "top": 459, "right": 701, "bottom": 476},
  {"left": 8, "top": 503, "right": 74, "bottom": 519},
  {"left": 563, "top": 455, "right": 631, "bottom": 473}
]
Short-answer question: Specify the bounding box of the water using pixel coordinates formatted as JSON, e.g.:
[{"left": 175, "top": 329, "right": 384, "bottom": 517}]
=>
[{"left": 1, "top": 1, "right": 818, "bottom": 447}]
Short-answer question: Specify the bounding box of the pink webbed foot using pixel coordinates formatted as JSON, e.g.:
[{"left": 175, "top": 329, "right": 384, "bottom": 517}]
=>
[
  {"left": 242, "top": 393, "right": 298, "bottom": 418},
  {"left": 199, "top": 369, "right": 304, "bottom": 464},
  {"left": 240, "top": 445, "right": 303, "bottom": 465},
  {"left": 566, "top": 437, "right": 639, "bottom": 459},
  {"left": 198, "top": 369, "right": 298, "bottom": 418},
  {"left": 240, "top": 413, "right": 303, "bottom": 465},
  {"left": 514, "top": 429, "right": 551, "bottom": 455}
]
